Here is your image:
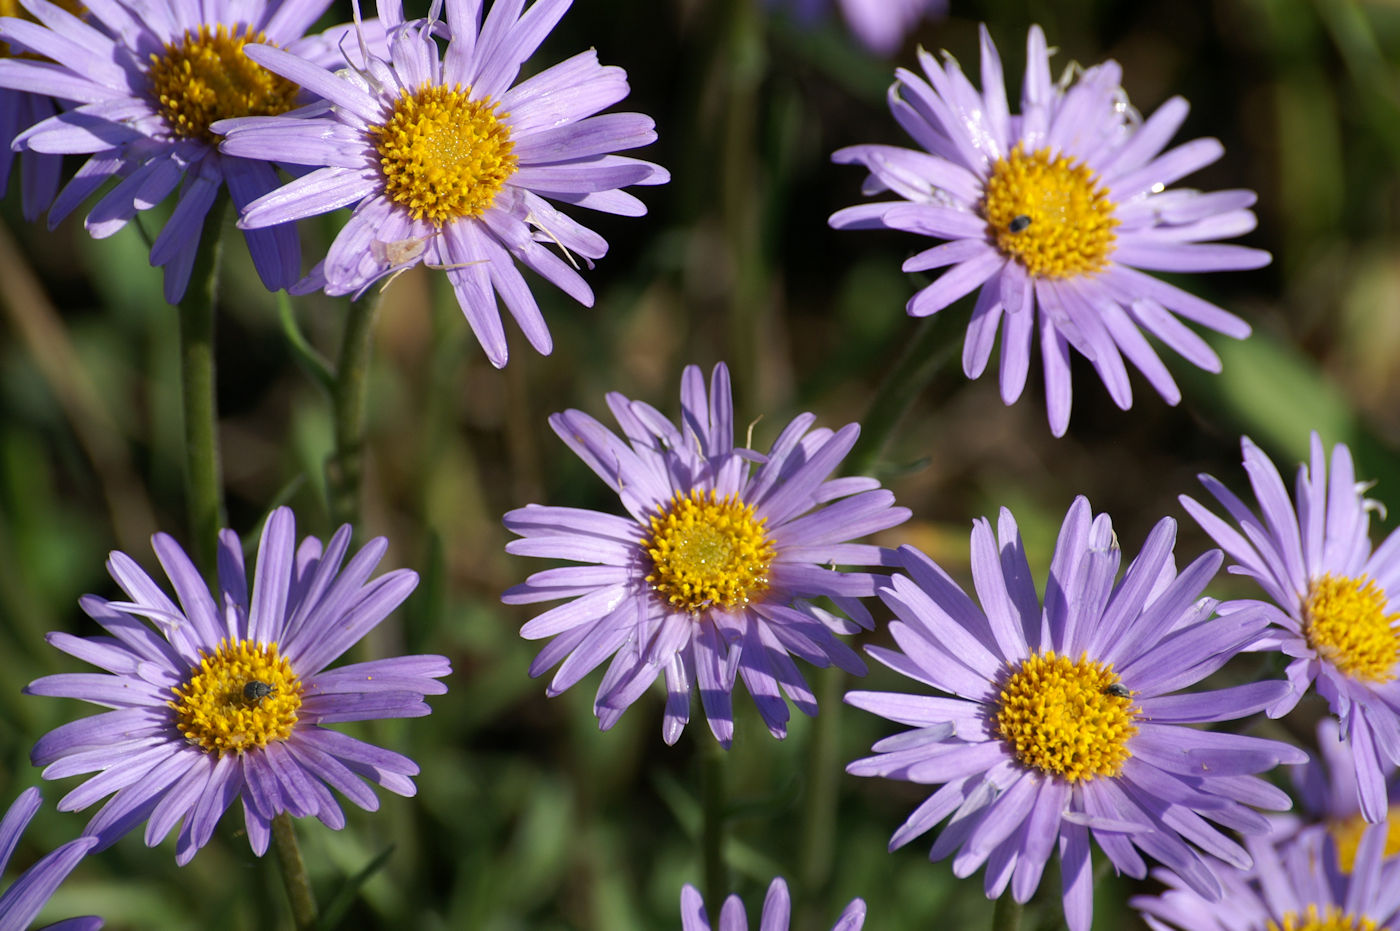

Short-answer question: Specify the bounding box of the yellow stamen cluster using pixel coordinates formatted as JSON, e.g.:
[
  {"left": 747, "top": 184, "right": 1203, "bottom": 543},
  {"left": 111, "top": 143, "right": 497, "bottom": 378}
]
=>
[
  {"left": 1267, "top": 905, "right": 1383, "bottom": 931},
  {"left": 994, "top": 650, "right": 1138, "bottom": 782},
  {"left": 982, "top": 145, "right": 1119, "bottom": 278},
  {"left": 641, "top": 489, "right": 776, "bottom": 613},
  {"left": 1329, "top": 805, "right": 1400, "bottom": 873},
  {"left": 0, "top": 0, "right": 84, "bottom": 60},
  {"left": 1303, "top": 574, "right": 1400, "bottom": 683},
  {"left": 169, "top": 639, "right": 301, "bottom": 756},
  {"left": 146, "top": 24, "right": 299, "bottom": 143},
  {"left": 370, "top": 84, "right": 517, "bottom": 226}
]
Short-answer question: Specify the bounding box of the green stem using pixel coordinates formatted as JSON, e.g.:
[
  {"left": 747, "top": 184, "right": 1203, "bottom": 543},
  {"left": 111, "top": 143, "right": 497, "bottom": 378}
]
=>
[
  {"left": 271, "top": 812, "right": 318, "bottom": 930},
  {"left": 797, "top": 665, "right": 843, "bottom": 910},
  {"left": 719, "top": 0, "right": 765, "bottom": 391},
  {"left": 177, "top": 195, "right": 229, "bottom": 573},
  {"left": 992, "top": 895, "right": 1024, "bottom": 931},
  {"left": 845, "top": 311, "right": 960, "bottom": 477},
  {"left": 700, "top": 735, "right": 728, "bottom": 914},
  {"left": 326, "top": 292, "right": 380, "bottom": 529}
]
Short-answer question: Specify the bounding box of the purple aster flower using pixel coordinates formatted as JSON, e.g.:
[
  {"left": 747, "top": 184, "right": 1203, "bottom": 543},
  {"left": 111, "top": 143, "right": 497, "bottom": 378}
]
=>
[
  {"left": 503, "top": 362, "right": 910, "bottom": 747},
  {"left": 0, "top": 787, "right": 101, "bottom": 931},
  {"left": 766, "top": 0, "right": 946, "bottom": 56},
  {"left": 0, "top": 0, "right": 367, "bottom": 303},
  {"left": 1180, "top": 433, "right": 1400, "bottom": 823},
  {"left": 845, "top": 497, "right": 1305, "bottom": 931},
  {"left": 830, "top": 25, "right": 1270, "bottom": 436},
  {"left": 218, "top": 0, "right": 669, "bottom": 369},
  {"left": 1295, "top": 718, "right": 1400, "bottom": 872},
  {"left": 26, "top": 507, "right": 450, "bottom": 865},
  {"left": 680, "top": 877, "right": 865, "bottom": 931},
  {"left": 1132, "top": 823, "right": 1400, "bottom": 931}
]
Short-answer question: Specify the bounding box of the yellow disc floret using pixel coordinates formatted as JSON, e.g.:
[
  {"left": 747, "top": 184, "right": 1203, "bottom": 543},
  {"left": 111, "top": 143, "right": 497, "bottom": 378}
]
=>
[
  {"left": 146, "top": 24, "right": 299, "bottom": 143},
  {"left": 982, "top": 145, "right": 1119, "bottom": 278},
  {"left": 994, "top": 650, "right": 1138, "bottom": 782},
  {"left": 1268, "top": 905, "right": 1383, "bottom": 931},
  {"left": 170, "top": 639, "right": 301, "bottom": 756},
  {"left": 1303, "top": 574, "right": 1400, "bottom": 683},
  {"left": 641, "top": 489, "right": 776, "bottom": 613},
  {"left": 1330, "top": 805, "right": 1400, "bottom": 873},
  {"left": 370, "top": 84, "right": 517, "bottom": 226},
  {"left": 0, "top": 0, "right": 84, "bottom": 60}
]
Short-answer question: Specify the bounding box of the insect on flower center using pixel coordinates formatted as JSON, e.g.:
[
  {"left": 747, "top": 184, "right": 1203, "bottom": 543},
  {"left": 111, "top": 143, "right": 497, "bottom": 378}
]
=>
[
  {"left": 370, "top": 84, "right": 517, "bottom": 226},
  {"left": 994, "top": 650, "right": 1138, "bottom": 782},
  {"left": 641, "top": 489, "right": 776, "bottom": 613},
  {"left": 169, "top": 638, "right": 301, "bottom": 756},
  {"left": 1329, "top": 805, "right": 1400, "bottom": 873},
  {"left": 1303, "top": 574, "right": 1400, "bottom": 683},
  {"left": 146, "top": 24, "right": 299, "bottom": 144},
  {"left": 1267, "top": 904, "right": 1383, "bottom": 931},
  {"left": 0, "top": 0, "right": 84, "bottom": 60},
  {"left": 982, "top": 145, "right": 1119, "bottom": 278}
]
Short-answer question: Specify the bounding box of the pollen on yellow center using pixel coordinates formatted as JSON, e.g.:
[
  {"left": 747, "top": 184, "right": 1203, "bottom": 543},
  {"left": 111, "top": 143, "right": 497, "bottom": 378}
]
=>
[
  {"left": 0, "top": 0, "right": 84, "bottom": 60},
  {"left": 1329, "top": 805, "right": 1400, "bottom": 873},
  {"left": 641, "top": 489, "right": 776, "bottom": 613},
  {"left": 994, "top": 650, "right": 1138, "bottom": 782},
  {"left": 146, "top": 24, "right": 299, "bottom": 144},
  {"left": 370, "top": 84, "right": 517, "bottom": 226},
  {"left": 1268, "top": 904, "right": 1384, "bottom": 931},
  {"left": 1303, "top": 574, "right": 1400, "bottom": 683},
  {"left": 981, "top": 145, "right": 1119, "bottom": 279},
  {"left": 169, "top": 639, "right": 301, "bottom": 756}
]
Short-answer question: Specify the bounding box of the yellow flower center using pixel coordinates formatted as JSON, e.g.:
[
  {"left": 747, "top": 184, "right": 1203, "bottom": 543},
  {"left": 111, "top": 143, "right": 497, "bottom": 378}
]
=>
[
  {"left": 1268, "top": 905, "right": 1385, "bottom": 931},
  {"left": 1303, "top": 575, "right": 1400, "bottom": 683},
  {"left": 1329, "top": 805, "right": 1400, "bottom": 873},
  {"left": 641, "top": 489, "right": 776, "bottom": 613},
  {"left": 981, "top": 145, "right": 1119, "bottom": 278},
  {"left": 369, "top": 84, "right": 517, "bottom": 226},
  {"left": 0, "top": 0, "right": 84, "bottom": 60},
  {"left": 994, "top": 650, "right": 1138, "bottom": 782},
  {"left": 146, "top": 24, "right": 299, "bottom": 144},
  {"left": 169, "top": 639, "right": 301, "bottom": 756}
]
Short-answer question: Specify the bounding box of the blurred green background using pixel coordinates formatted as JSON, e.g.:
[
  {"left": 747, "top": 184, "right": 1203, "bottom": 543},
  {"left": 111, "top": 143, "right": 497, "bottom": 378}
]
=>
[{"left": 2, "top": 0, "right": 1399, "bottom": 927}]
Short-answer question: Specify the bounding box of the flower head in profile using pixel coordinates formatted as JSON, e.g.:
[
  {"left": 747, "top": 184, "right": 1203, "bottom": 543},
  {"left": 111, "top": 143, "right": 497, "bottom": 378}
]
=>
[
  {"left": 27, "top": 508, "right": 450, "bottom": 865},
  {"left": 503, "top": 363, "right": 909, "bottom": 747},
  {"left": 0, "top": 0, "right": 86, "bottom": 222},
  {"left": 219, "top": 0, "right": 668, "bottom": 368},
  {"left": 0, "top": 0, "right": 368, "bottom": 302},
  {"left": 1133, "top": 824, "right": 1400, "bottom": 931},
  {"left": 1181, "top": 433, "right": 1400, "bottom": 823},
  {"left": 846, "top": 498, "right": 1304, "bottom": 931},
  {"left": 831, "top": 25, "right": 1269, "bottom": 435},
  {"left": 681, "top": 877, "right": 865, "bottom": 931},
  {"left": 766, "top": 0, "right": 946, "bottom": 56},
  {"left": 0, "top": 787, "right": 101, "bottom": 930}
]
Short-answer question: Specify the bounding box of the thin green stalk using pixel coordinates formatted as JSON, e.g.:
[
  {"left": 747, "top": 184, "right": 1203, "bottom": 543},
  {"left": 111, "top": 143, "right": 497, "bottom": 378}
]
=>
[
  {"left": 992, "top": 895, "right": 1024, "bottom": 931},
  {"left": 797, "top": 666, "right": 842, "bottom": 908},
  {"left": 271, "top": 812, "right": 319, "bottom": 930},
  {"left": 719, "top": 0, "right": 765, "bottom": 392},
  {"left": 327, "top": 292, "right": 380, "bottom": 529},
  {"left": 178, "top": 195, "right": 229, "bottom": 573},
  {"left": 700, "top": 735, "right": 728, "bottom": 914}
]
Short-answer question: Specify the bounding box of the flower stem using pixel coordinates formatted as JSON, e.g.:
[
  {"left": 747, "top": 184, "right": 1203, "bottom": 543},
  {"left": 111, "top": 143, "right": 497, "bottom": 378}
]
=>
[
  {"left": 700, "top": 735, "right": 728, "bottom": 914},
  {"left": 271, "top": 812, "right": 318, "bottom": 930},
  {"left": 177, "top": 195, "right": 229, "bottom": 573},
  {"left": 845, "top": 310, "right": 961, "bottom": 477},
  {"left": 327, "top": 292, "right": 380, "bottom": 529},
  {"left": 992, "top": 894, "right": 1024, "bottom": 931},
  {"left": 797, "top": 665, "right": 843, "bottom": 910}
]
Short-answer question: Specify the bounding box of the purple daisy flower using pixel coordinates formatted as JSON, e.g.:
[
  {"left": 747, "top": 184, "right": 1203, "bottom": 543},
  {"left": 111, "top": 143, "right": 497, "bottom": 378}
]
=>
[
  {"left": 680, "top": 877, "right": 866, "bottom": 931},
  {"left": 218, "top": 0, "right": 669, "bottom": 369},
  {"left": 0, "top": 787, "right": 101, "bottom": 931},
  {"left": 830, "top": 25, "right": 1270, "bottom": 436},
  {"left": 1132, "top": 823, "right": 1400, "bottom": 931},
  {"left": 1295, "top": 718, "right": 1400, "bottom": 872},
  {"left": 26, "top": 507, "right": 450, "bottom": 865},
  {"left": 0, "top": 0, "right": 365, "bottom": 303},
  {"left": 766, "top": 0, "right": 946, "bottom": 56},
  {"left": 846, "top": 497, "right": 1305, "bottom": 931},
  {"left": 503, "top": 362, "right": 910, "bottom": 747},
  {"left": 1180, "top": 433, "right": 1400, "bottom": 823}
]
